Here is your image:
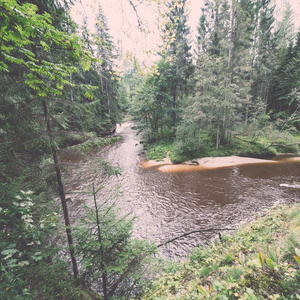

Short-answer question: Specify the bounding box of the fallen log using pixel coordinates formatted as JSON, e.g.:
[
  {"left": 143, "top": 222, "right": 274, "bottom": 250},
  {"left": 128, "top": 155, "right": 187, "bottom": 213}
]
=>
[{"left": 97, "top": 126, "right": 117, "bottom": 137}]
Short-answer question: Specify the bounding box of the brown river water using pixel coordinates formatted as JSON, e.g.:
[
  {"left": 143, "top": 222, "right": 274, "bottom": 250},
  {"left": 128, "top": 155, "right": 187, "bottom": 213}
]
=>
[{"left": 61, "top": 122, "right": 300, "bottom": 259}]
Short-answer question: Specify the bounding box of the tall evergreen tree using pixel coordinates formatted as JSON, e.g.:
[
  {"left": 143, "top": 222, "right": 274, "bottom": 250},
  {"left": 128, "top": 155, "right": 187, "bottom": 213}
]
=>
[
  {"left": 186, "top": 0, "right": 233, "bottom": 148},
  {"left": 64, "top": 5, "right": 123, "bottom": 133},
  {"left": 160, "top": 0, "right": 194, "bottom": 136},
  {"left": 94, "top": 5, "right": 118, "bottom": 121},
  {"left": 250, "top": 0, "right": 276, "bottom": 115},
  {"left": 180, "top": 0, "right": 278, "bottom": 149}
]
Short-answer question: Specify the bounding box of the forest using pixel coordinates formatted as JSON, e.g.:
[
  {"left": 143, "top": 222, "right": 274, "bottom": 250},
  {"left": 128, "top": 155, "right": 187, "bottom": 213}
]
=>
[{"left": 0, "top": 0, "right": 299, "bottom": 299}]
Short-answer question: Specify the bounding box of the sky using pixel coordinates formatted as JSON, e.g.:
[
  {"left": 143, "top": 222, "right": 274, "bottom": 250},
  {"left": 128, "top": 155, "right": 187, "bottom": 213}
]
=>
[{"left": 71, "top": 0, "right": 300, "bottom": 66}]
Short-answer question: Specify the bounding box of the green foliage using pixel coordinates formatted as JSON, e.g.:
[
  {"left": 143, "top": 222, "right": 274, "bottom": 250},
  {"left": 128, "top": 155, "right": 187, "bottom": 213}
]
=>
[
  {"left": 237, "top": 142, "right": 278, "bottom": 159},
  {"left": 79, "top": 137, "right": 121, "bottom": 153},
  {"left": 146, "top": 141, "right": 173, "bottom": 161},
  {"left": 0, "top": 186, "right": 60, "bottom": 299},
  {"left": 0, "top": 259, "right": 101, "bottom": 300},
  {"left": 0, "top": 0, "right": 123, "bottom": 182},
  {"left": 131, "top": 0, "right": 193, "bottom": 138},
  {"left": 74, "top": 184, "right": 157, "bottom": 298},
  {"left": 0, "top": 189, "right": 57, "bottom": 268},
  {"left": 141, "top": 204, "right": 300, "bottom": 299},
  {"left": 268, "top": 31, "right": 300, "bottom": 130},
  {"left": 132, "top": 0, "right": 298, "bottom": 159},
  {"left": 144, "top": 122, "right": 299, "bottom": 162}
]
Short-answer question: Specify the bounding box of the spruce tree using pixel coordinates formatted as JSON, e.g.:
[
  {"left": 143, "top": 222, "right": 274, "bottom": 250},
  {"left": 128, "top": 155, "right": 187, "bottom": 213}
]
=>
[
  {"left": 160, "top": 0, "right": 194, "bottom": 136},
  {"left": 94, "top": 4, "right": 121, "bottom": 124}
]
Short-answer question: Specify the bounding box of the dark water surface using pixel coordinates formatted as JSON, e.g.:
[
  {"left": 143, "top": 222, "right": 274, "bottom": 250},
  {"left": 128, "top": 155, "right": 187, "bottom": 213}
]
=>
[{"left": 61, "top": 122, "right": 300, "bottom": 259}]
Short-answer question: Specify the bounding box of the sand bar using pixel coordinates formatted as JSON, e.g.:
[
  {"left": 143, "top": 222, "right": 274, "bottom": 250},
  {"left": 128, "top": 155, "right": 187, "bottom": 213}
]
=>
[{"left": 141, "top": 155, "right": 280, "bottom": 173}]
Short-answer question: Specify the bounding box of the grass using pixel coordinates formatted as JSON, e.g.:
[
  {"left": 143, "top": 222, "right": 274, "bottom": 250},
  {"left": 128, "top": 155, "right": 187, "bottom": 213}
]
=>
[{"left": 140, "top": 203, "right": 300, "bottom": 299}]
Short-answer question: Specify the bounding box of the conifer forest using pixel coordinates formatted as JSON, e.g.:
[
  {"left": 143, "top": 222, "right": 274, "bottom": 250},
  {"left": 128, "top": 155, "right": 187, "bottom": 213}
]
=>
[{"left": 0, "top": 0, "right": 299, "bottom": 299}]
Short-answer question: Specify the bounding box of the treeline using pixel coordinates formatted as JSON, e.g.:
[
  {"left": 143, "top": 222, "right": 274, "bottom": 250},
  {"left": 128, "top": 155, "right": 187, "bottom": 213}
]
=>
[{"left": 129, "top": 0, "right": 300, "bottom": 161}]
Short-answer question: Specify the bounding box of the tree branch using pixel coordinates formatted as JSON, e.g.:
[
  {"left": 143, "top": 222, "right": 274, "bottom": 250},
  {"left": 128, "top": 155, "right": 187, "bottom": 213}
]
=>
[
  {"left": 271, "top": 142, "right": 300, "bottom": 147},
  {"left": 127, "top": 0, "right": 144, "bottom": 31},
  {"left": 233, "top": 133, "right": 254, "bottom": 144},
  {"left": 157, "top": 228, "right": 235, "bottom": 248}
]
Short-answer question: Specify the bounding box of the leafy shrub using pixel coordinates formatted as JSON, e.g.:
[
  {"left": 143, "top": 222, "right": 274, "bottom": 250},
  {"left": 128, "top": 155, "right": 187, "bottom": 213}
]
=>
[{"left": 0, "top": 189, "right": 59, "bottom": 299}]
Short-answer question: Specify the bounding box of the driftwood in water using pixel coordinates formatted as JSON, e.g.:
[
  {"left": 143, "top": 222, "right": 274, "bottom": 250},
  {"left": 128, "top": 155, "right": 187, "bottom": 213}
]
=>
[
  {"left": 157, "top": 228, "right": 235, "bottom": 248},
  {"left": 97, "top": 126, "right": 117, "bottom": 137},
  {"left": 280, "top": 183, "right": 300, "bottom": 189}
]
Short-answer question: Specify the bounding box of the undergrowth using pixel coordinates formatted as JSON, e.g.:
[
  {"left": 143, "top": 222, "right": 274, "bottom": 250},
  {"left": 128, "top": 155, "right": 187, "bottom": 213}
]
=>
[
  {"left": 145, "top": 132, "right": 299, "bottom": 163},
  {"left": 140, "top": 203, "right": 300, "bottom": 299}
]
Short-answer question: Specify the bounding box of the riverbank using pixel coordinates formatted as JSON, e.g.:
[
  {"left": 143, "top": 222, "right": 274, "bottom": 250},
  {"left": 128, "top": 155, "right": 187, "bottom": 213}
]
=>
[
  {"left": 140, "top": 202, "right": 300, "bottom": 299},
  {"left": 141, "top": 155, "right": 300, "bottom": 172}
]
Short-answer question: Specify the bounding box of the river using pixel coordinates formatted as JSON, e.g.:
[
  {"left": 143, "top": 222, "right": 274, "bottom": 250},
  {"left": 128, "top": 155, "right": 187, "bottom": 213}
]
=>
[{"left": 61, "top": 122, "right": 300, "bottom": 259}]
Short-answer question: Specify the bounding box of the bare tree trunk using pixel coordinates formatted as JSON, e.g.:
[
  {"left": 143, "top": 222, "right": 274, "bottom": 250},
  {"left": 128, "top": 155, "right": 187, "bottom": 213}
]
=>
[
  {"left": 99, "top": 67, "right": 104, "bottom": 92},
  {"left": 245, "top": 100, "right": 249, "bottom": 127},
  {"left": 223, "top": 110, "right": 227, "bottom": 139},
  {"left": 216, "top": 118, "right": 220, "bottom": 149},
  {"left": 70, "top": 72, "right": 73, "bottom": 104},
  {"left": 42, "top": 99, "right": 78, "bottom": 278},
  {"left": 198, "top": 118, "right": 202, "bottom": 148},
  {"left": 106, "top": 81, "right": 111, "bottom": 117},
  {"left": 173, "top": 88, "right": 177, "bottom": 136},
  {"left": 223, "top": 0, "right": 236, "bottom": 142}
]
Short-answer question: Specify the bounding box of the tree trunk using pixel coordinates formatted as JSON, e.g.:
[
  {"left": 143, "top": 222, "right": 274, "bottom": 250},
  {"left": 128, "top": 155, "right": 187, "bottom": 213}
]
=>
[
  {"left": 216, "top": 119, "right": 220, "bottom": 149},
  {"left": 198, "top": 118, "right": 202, "bottom": 148},
  {"left": 173, "top": 88, "right": 177, "bottom": 136},
  {"left": 92, "top": 183, "right": 108, "bottom": 299},
  {"left": 223, "top": 110, "right": 227, "bottom": 140},
  {"left": 223, "top": 0, "right": 236, "bottom": 143},
  {"left": 42, "top": 99, "right": 78, "bottom": 278},
  {"left": 99, "top": 67, "right": 104, "bottom": 92},
  {"left": 105, "top": 81, "right": 111, "bottom": 117},
  {"left": 244, "top": 100, "right": 249, "bottom": 127},
  {"left": 70, "top": 72, "right": 73, "bottom": 104}
]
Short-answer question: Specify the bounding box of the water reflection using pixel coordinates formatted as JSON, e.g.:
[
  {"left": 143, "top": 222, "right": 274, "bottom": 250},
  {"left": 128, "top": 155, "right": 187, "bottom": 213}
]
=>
[{"left": 61, "top": 122, "right": 300, "bottom": 259}]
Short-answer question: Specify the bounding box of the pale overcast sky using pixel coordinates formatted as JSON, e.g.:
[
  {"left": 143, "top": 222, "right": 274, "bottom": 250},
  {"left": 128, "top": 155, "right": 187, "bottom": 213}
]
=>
[{"left": 71, "top": 0, "right": 300, "bottom": 65}]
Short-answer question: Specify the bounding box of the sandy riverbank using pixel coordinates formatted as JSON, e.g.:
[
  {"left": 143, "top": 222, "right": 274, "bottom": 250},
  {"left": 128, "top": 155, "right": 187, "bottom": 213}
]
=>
[{"left": 140, "top": 155, "right": 290, "bottom": 173}]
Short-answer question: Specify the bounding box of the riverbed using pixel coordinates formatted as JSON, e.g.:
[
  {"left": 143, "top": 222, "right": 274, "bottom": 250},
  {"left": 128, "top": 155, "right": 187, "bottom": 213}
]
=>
[{"left": 61, "top": 122, "right": 300, "bottom": 259}]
